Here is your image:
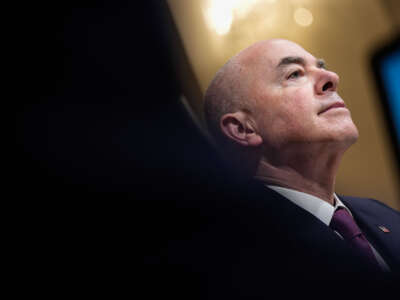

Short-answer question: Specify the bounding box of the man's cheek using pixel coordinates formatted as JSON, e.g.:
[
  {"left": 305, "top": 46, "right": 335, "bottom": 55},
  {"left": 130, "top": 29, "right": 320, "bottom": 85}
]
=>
[{"left": 291, "top": 90, "right": 311, "bottom": 111}]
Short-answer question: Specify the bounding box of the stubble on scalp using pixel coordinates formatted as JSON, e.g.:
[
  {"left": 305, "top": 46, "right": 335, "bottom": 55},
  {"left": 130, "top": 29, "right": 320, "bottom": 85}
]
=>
[
  {"left": 203, "top": 56, "right": 253, "bottom": 142},
  {"left": 204, "top": 39, "right": 291, "bottom": 144}
]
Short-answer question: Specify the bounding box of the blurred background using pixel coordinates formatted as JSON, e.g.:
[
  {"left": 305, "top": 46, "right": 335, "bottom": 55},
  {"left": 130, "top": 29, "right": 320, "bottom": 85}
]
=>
[{"left": 167, "top": 0, "right": 400, "bottom": 209}]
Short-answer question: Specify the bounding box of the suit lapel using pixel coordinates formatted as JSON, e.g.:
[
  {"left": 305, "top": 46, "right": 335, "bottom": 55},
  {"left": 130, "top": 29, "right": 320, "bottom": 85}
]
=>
[
  {"left": 339, "top": 196, "right": 400, "bottom": 272},
  {"left": 260, "top": 187, "right": 372, "bottom": 272}
]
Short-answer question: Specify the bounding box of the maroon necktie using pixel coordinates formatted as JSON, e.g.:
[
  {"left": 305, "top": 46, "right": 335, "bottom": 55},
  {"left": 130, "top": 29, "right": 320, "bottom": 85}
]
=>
[{"left": 330, "top": 208, "right": 381, "bottom": 271}]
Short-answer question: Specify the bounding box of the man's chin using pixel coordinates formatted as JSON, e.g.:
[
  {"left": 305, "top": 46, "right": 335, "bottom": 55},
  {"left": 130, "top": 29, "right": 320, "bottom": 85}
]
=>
[
  {"left": 328, "top": 117, "right": 359, "bottom": 144},
  {"left": 317, "top": 123, "right": 359, "bottom": 148},
  {"left": 339, "top": 125, "right": 359, "bottom": 148}
]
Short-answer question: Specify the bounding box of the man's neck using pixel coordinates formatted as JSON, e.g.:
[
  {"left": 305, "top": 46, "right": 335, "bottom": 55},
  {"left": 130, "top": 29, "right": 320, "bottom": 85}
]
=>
[{"left": 255, "top": 145, "right": 345, "bottom": 205}]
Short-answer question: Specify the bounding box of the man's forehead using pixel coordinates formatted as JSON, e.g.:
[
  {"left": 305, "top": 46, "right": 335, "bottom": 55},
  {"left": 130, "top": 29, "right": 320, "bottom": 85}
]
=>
[
  {"left": 237, "top": 39, "right": 315, "bottom": 67},
  {"left": 264, "top": 40, "right": 316, "bottom": 64}
]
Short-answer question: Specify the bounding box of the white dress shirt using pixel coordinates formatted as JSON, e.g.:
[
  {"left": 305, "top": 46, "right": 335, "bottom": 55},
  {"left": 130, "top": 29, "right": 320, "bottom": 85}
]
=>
[{"left": 267, "top": 185, "right": 390, "bottom": 272}]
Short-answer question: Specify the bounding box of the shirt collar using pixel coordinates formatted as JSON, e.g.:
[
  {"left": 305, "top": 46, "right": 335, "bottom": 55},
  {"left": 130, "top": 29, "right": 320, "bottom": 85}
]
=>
[{"left": 267, "top": 185, "right": 352, "bottom": 226}]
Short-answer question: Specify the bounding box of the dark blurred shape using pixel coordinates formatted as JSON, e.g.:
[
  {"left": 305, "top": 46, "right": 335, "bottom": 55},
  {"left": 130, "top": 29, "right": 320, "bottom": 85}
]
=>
[
  {"left": 371, "top": 35, "right": 400, "bottom": 173},
  {"left": 16, "top": 1, "right": 246, "bottom": 296}
]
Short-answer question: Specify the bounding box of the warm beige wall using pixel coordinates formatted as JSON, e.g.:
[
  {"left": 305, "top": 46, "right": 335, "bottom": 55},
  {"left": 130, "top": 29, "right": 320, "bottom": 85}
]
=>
[{"left": 168, "top": 0, "right": 400, "bottom": 210}]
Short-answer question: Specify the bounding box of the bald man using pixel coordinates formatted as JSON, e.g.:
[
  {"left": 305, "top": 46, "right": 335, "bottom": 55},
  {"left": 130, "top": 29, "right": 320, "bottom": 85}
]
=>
[{"left": 204, "top": 39, "right": 399, "bottom": 276}]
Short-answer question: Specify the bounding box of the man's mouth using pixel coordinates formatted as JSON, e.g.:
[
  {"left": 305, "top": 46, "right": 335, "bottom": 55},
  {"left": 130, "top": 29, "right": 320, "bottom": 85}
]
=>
[{"left": 318, "top": 102, "right": 346, "bottom": 115}]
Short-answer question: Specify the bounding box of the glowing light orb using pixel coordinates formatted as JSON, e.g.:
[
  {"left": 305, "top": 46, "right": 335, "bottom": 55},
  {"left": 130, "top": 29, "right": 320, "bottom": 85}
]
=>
[
  {"left": 294, "top": 7, "right": 313, "bottom": 27},
  {"left": 203, "top": 0, "right": 263, "bottom": 35}
]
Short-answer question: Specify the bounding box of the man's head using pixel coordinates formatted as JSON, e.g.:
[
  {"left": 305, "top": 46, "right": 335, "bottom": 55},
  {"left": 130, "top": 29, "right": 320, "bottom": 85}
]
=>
[{"left": 204, "top": 39, "right": 359, "bottom": 169}]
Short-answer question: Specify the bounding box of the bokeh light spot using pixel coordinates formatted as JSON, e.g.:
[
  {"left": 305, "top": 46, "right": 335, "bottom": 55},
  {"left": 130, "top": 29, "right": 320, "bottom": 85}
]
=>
[{"left": 294, "top": 7, "right": 313, "bottom": 27}]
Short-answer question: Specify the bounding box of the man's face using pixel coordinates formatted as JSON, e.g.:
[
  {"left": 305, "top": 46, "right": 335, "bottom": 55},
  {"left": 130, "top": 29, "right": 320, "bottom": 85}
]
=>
[{"left": 239, "top": 39, "right": 359, "bottom": 151}]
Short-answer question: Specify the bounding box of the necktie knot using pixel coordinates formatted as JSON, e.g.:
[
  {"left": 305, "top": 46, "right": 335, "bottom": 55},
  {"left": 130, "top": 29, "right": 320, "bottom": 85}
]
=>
[
  {"left": 330, "top": 207, "right": 381, "bottom": 271},
  {"left": 330, "top": 208, "right": 361, "bottom": 240}
]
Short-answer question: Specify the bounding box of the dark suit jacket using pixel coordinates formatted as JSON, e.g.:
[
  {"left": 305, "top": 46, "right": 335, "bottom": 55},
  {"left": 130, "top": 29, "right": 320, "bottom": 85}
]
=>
[
  {"left": 340, "top": 195, "right": 400, "bottom": 273},
  {"left": 148, "top": 181, "right": 400, "bottom": 299}
]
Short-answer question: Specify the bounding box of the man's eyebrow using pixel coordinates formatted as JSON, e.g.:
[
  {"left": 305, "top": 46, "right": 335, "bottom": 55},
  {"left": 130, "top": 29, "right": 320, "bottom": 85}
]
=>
[
  {"left": 277, "top": 56, "right": 305, "bottom": 68},
  {"left": 277, "top": 56, "right": 327, "bottom": 69}
]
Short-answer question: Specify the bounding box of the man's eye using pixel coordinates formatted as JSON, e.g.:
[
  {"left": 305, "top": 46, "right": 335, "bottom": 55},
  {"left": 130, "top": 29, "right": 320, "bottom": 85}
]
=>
[{"left": 288, "top": 70, "right": 302, "bottom": 79}]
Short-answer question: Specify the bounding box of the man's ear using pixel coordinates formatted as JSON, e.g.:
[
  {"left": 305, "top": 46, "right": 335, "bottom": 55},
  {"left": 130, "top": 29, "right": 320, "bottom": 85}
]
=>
[{"left": 220, "top": 111, "right": 263, "bottom": 147}]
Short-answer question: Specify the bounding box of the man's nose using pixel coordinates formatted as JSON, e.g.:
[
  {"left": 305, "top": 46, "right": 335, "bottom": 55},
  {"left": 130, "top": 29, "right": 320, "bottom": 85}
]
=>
[{"left": 315, "top": 69, "right": 339, "bottom": 95}]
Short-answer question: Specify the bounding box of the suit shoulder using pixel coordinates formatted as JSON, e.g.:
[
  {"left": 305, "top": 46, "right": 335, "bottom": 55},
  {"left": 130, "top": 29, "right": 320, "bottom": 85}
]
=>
[{"left": 339, "top": 195, "right": 400, "bottom": 217}]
